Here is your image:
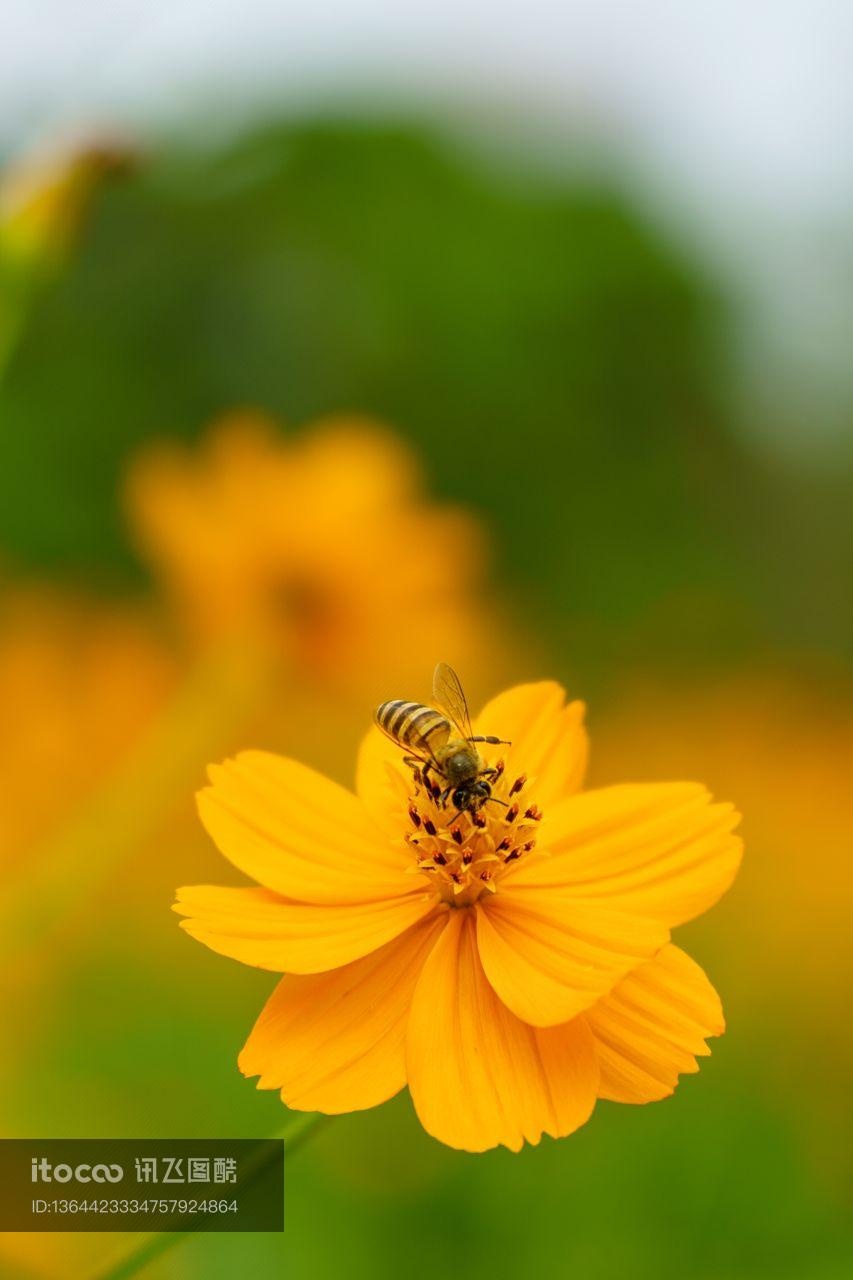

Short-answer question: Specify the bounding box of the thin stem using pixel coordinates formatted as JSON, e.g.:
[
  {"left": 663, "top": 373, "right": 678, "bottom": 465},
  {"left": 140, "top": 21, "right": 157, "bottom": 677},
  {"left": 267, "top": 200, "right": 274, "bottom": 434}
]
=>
[{"left": 92, "top": 1115, "right": 329, "bottom": 1280}]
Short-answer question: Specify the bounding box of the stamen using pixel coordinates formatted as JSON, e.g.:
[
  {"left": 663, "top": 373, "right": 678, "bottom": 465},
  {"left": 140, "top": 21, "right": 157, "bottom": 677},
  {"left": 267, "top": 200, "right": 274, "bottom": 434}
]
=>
[{"left": 405, "top": 763, "right": 544, "bottom": 906}]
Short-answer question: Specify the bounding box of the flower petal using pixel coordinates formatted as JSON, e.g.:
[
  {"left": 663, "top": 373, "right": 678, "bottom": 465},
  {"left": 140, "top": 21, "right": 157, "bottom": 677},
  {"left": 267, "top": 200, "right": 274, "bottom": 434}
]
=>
[
  {"left": 407, "top": 909, "right": 600, "bottom": 1152},
  {"left": 473, "top": 681, "right": 588, "bottom": 805},
  {"left": 238, "top": 911, "right": 447, "bottom": 1113},
  {"left": 476, "top": 890, "right": 669, "bottom": 1026},
  {"left": 585, "top": 944, "right": 725, "bottom": 1103},
  {"left": 174, "top": 883, "right": 436, "bottom": 973},
  {"left": 198, "top": 750, "right": 410, "bottom": 903},
  {"left": 511, "top": 782, "right": 742, "bottom": 927},
  {"left": 355, "top": 726, "right": 412, "bottom": 839}
]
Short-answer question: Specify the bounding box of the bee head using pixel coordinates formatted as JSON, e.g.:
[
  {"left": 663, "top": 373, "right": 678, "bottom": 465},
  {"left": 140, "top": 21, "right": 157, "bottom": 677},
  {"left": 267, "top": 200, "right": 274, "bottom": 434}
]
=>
[{"left": 453, "top": 779, "right": 492, "bottom": 814}]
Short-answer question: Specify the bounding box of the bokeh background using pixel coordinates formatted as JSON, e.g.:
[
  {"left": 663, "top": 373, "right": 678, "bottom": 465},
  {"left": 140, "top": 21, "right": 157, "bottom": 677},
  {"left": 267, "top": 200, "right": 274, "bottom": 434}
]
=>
[{"left": 1, "top": 4, "right": 852, "bottom": 1278}]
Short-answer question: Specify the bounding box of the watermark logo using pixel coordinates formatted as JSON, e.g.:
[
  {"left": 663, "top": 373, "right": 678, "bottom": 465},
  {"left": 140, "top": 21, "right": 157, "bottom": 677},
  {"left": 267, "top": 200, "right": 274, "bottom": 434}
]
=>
[
  {"left": 1, "top": 1140, "right": 284, "bottom": 1232},
  {"left": 31, "top": 1158, "right": 123, "bottom": 1184}
]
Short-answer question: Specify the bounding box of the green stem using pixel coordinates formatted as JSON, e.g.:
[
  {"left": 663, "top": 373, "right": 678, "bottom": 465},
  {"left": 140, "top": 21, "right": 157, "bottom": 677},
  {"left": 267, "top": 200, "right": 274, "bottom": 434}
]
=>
[{"left": 92, "top": 1114, "right": 329, "bottom": 1280}]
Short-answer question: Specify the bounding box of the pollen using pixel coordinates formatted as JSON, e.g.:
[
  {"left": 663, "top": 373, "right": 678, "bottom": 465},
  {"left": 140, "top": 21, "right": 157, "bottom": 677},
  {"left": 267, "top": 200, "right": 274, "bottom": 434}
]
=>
[{"left": 404, "top": 759, "right": 543, "bottom": 906}]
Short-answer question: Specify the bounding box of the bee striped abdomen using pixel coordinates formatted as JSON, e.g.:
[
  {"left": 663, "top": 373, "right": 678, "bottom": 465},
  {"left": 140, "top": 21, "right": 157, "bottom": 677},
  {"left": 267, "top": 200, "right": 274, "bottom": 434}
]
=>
[{"left": 375, "top": 700, "right": 451, "bottom": 751}]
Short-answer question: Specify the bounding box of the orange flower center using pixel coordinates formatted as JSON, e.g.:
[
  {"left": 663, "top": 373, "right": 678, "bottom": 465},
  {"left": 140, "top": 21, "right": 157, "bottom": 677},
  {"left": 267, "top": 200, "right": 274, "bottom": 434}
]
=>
[{"left": 404, "top": 759, "right": 543, "bottom": 907}]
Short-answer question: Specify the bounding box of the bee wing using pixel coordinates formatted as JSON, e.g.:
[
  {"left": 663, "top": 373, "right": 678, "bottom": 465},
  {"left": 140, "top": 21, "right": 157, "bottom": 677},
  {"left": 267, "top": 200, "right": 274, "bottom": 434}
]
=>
[{"left": 432, "top": 662, "right": 474, "bottom": 740}]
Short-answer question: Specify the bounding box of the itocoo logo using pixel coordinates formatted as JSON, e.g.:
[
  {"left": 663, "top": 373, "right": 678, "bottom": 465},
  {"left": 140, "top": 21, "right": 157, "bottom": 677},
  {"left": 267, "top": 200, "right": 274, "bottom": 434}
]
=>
[{"left": 31, "top": 1158, "right": 123, "bottom": 1184}]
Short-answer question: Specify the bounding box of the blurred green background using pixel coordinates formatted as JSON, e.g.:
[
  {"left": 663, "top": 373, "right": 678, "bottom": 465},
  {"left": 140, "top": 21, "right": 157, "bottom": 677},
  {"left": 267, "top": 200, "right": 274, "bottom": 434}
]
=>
[
  {"left": 4, "top": 116, "right": 851, "bottom": 680},
  {"left": 1, "top": 113, "right": 851, "bottom": 1280}
]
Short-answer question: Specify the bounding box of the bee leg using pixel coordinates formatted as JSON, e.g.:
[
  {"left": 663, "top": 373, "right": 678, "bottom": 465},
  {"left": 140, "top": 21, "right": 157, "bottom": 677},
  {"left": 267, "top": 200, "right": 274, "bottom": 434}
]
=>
[
  {"left": 439, "top": 786, "right": 454, "bottom": 808},
  {"left": 467, "top": 735, "right": 512, "bottom": 746}
]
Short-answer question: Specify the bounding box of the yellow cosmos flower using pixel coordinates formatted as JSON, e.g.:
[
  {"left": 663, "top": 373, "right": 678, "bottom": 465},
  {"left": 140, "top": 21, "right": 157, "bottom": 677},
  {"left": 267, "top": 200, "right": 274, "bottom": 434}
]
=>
[
  {"left": 126, "top": 414, "right": 500, "bottom": 696},
  {"left": 175, "top": 681, "right": 742, "bottom": 1152}
]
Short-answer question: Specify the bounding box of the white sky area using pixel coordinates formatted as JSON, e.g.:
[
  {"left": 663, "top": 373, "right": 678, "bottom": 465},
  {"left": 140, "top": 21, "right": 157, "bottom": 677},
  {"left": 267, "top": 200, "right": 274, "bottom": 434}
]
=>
[{"left": 3, "top": 0, "right": 853, "bottom": 459}]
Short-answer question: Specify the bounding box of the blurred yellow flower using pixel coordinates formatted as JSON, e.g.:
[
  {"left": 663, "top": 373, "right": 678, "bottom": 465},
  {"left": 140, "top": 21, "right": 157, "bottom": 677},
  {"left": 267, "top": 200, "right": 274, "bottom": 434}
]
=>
[
  {"left": 0, "top": 588, "right": 175, "bottom": 868},
  {"left": 0, "top": 137, "right": 130, "bottom": 270},
  {"left": 176, "top": 679, "right": 741, "bottom": 1152},
  {"left": 125, "top": 413, "right": 501, "bottom": 699},
  {"left": 0, "top": 1231, "right": 132, "bottom": 1280},
  {"left": 593, "top": 673, "right": 853, "bottom": 1028},
  {"left": 0, "top": 136, "right": 132, "bottom": 379}
]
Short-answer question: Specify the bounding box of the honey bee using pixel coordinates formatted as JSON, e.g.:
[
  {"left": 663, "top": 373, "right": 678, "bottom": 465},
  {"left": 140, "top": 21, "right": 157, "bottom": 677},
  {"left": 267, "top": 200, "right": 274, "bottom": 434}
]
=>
[{"left": 375, "top": 663, "right": 510, "bottom": 816}]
